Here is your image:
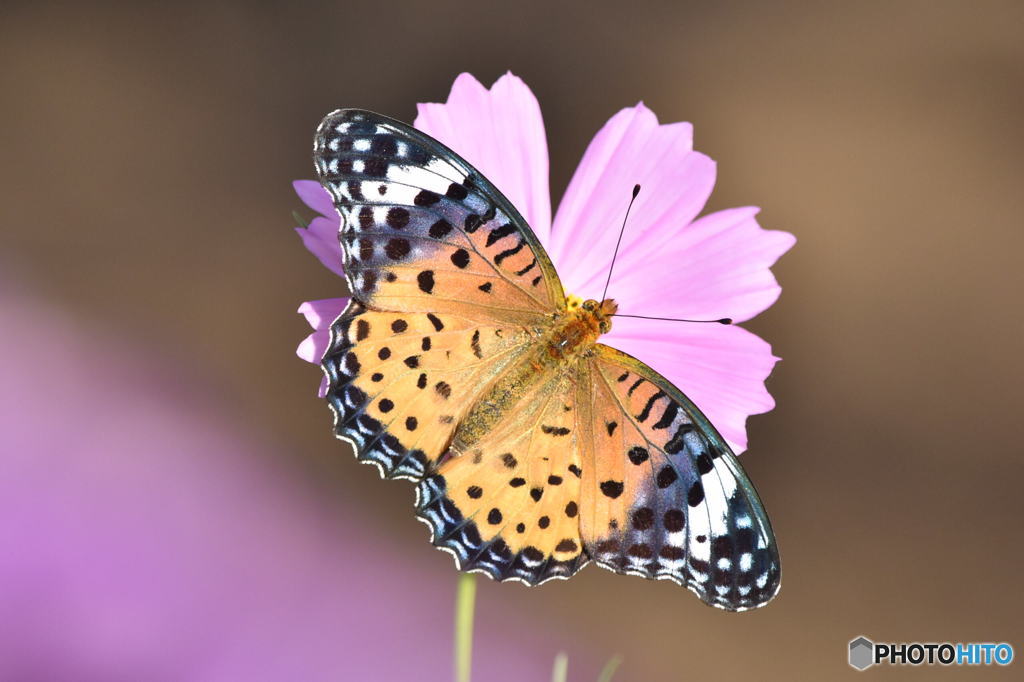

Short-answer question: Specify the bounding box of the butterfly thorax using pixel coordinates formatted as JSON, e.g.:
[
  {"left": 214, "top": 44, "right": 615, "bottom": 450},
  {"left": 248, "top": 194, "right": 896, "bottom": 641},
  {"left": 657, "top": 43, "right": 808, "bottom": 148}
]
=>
[
  {"left": 544, "top": 297, "right": 617, "bottom": 362},
  {"left": 451, "top": 298, "right": 616, "bottom": 451}
]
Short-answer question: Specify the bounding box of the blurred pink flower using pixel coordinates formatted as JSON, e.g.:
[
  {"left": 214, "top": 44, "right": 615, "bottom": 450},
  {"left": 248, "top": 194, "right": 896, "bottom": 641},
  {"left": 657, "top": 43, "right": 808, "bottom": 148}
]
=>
[
  {"left": 0, "top": 290, "right": 564, "bottom": 681},
  {"left": 295, "top": 72, "right": 794, "bottom": 453}
]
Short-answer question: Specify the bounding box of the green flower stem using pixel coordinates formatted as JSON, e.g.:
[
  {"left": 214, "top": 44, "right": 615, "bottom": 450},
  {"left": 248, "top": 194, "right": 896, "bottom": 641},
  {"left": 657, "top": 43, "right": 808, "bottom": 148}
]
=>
[
  {"left": 551, "top": 652, "right": 569, "bottom": 682},
  {"left": 596, "top": 655, "right": 623, "bottom": 682},
  {"left": 454, "top": 572, "right": 477, "bottom": 682}
]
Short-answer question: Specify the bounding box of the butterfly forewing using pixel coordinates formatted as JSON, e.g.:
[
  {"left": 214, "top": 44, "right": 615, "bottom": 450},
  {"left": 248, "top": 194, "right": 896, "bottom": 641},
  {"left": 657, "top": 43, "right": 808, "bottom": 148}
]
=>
[
  {"left": 580, "top": 345, "right": 781, "bottom": 611},
  {"left": 313, "top": 109, "right": 564, "bottom": 326},
  {"left": 314, "top": 108, "right": 567, "bottom": 480}
]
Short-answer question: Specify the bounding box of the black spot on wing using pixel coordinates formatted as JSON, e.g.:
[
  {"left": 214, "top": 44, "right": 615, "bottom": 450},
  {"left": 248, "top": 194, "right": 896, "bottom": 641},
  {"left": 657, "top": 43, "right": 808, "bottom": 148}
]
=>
[
  {"left": 417, "top": 270, "right": 435, "bottom": 294},
  {"left": 636, "top": 390, "right": 665, "bottom": 423},
  {"left": 385, "top": 207, "right": 410, "bottom": 229},
  {"left": 656, "top": 465, "right": 678, "bottom": 488},
  {"left": 627, "top": 446, "right": 649, "bottom": 465},
  {"left": 665, "top": 423, "right": 695, "bottom": 455},
  {"left": 384, "top": 238, "right": 411, "bottom": 260},
  {"left": 446, "top": 182, "right": 468, "bottom": 200},
  {"left": 494, "top": 238, "right": 525, "bottom": 265},
  {"left": 470, "top": 330, "right": 482, "bottom": 358},
  {"left": 426, "top": 313, "right": 444, "bottom": 331},
  {"left": 652, "top": 401, "right": 679, "bottom": 429},
  {"left": 428, "top": 219, "right": 452, "bottom": 238},
  {"left": 514, "top": 259, "right": 537, "bottom": 277},
  {"left": 485, "top": 223, "right": 517, "bottom": 247},
  {"left": 415, "top": 189, "right": 441, "bottom": 206},
  {"left": 600, "top": 480, "right": 624, "bottom": 499}
]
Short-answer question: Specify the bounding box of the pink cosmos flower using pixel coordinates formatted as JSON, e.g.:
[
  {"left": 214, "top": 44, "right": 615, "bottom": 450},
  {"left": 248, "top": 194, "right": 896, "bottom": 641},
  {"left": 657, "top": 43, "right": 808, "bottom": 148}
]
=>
[{"left": 295, "top": 72, "right": 794, "bottom": 453}]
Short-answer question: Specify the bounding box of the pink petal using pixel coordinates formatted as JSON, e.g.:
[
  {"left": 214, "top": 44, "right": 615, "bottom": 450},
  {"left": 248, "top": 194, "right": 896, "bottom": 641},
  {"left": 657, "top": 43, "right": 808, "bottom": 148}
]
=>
[
  {"left": 414, "top": 72, "right": 552, "bottom": 242},
  {"left": 296, "top": 329, "right": 330, "bottom": 364},
  {"left": 298, "top": 330, "right": 332, "bottom": 398},
  {"left": 298, "top": 298, "right": 349, "bottom": 331},
  {"left": 294, "top": 215, "right": 345, "bottom": 277},
  {"left": 604, "top": 317, "right": 780, "bottom": 454},
  {"left": 547, "top": 104, "right": 716, "bottom": 300},
  {"left": 297, "top": 299, "right": 348, "bottom": 397},
  {"left": 609, "top": 207, "right": 796, "bottom": 323},
  {"left": 292, "top": 179, "right": 337, "bottom": 218}
]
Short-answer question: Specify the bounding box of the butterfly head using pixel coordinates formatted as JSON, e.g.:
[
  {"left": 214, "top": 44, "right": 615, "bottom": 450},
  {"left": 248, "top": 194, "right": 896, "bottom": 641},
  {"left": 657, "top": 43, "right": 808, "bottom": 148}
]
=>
[
  {"left": 546, "top": 296, "right": 618, "bottom": 361},
  {"left": 582, "top": 298, "right": 618, "bottom": 334}
]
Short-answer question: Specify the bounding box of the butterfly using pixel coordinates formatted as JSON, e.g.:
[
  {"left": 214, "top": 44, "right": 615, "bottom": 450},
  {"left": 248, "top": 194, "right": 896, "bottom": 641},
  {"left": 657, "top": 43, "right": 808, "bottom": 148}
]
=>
[{"left": 312, "top": 109, "right": 781, "bottom": 611}]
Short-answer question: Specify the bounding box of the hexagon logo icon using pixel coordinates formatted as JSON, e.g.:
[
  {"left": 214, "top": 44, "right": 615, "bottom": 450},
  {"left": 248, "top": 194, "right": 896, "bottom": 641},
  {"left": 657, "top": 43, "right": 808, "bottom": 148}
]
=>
[{"left": 849, "top": 636, "right": 875, "bottom": 670}]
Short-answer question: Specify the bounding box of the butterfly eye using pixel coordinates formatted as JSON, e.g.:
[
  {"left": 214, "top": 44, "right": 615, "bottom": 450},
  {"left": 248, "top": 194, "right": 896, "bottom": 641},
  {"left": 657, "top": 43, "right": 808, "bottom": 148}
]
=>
[{"left": 583, "top": 300, "right": 596, "bottom": 311}]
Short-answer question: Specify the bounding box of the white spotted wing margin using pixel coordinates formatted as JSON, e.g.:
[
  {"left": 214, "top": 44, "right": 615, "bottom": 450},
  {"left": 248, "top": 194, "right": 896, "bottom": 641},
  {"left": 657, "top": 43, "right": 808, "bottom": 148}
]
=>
[
  {"left": 414, "top": 474, "right": 591, "bottom": 587},
  {"left": 583, "top": 345, "right": 781, "bottom": 611}
]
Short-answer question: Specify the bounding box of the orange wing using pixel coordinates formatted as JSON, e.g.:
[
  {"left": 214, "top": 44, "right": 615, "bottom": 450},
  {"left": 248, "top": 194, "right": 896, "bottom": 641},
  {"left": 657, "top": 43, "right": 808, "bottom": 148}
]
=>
[
  {"left": 413, "top": 344, "right": 782, "bottom": 603},
  {"left": 313, "top": 109, "right": 567, "bottom": 479},
  {"left": 415, "top": 362, "right": 589, "bottom": 584},
  {"left": 323, "top": 301, "right": 532, "bottom": 479},
  {"left": 314, "top": 109, "right": 564, "bottom": 326},
  {"left": 579, "top": 345, "right": 781, "bottom": 611}
]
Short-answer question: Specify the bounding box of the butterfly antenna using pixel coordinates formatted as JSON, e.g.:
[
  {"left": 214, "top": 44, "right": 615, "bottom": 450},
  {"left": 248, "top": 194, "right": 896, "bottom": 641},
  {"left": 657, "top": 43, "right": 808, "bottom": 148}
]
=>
[
  {"left": 600, "top": 184, "right": 732, "bottom": 325},
  {"left": 601, "top": 184, "right": 641, "bottom": 302},
  {"left": 612, "top": 313, "right": 733, "bottom": 324}
]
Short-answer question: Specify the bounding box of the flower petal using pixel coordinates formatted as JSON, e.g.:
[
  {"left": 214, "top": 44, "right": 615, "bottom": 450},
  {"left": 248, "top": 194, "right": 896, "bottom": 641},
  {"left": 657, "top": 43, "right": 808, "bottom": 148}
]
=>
[
  {"left": 294, "top": 214, "right": 345, "bottom": 277},
  {"left": 604, "top": 317, "right": 780, "bottom": 454},
  {"left": 608, "top": 207, "right": 795, "bottom": 323},
  {"left": 297, "top": 298, "right": 348, "bottom": 397},
  {"left": 548, "top": 104, "right": 716, "bottom": 299},
  {"left": 296, "top": 329, "right": 329, "bottom": 364},
  {"left": 414, "top": 72, "right": 552, "bottom": 241},
  {"left": 298, "top": 298, "right": 348, "bottom": 331},
  {"left": 292, "top": 179, "right": 337, "bottom": 218}
]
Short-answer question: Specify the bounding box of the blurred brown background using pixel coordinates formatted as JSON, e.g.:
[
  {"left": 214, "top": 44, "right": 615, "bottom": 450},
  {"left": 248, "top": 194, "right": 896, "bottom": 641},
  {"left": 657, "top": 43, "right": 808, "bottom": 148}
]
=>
[{"left": 3, "top": 1, "right": 1022, "bottom": 679}]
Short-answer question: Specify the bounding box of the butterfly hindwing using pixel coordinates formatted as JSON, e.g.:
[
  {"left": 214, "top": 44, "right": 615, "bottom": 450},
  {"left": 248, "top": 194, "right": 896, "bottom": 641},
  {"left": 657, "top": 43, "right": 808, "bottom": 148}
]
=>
[
  {"left": 322, "top": 301, "right": 533, "bottom": 479},
  {"left": 314, "top": 109, "right": 564, "bottom": 326},
  {"left": 415, "top": 363, "right": 588, "bottom": 584},
  {"left": 581, "top": 345, "right": 781, "bottom": 611}
]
